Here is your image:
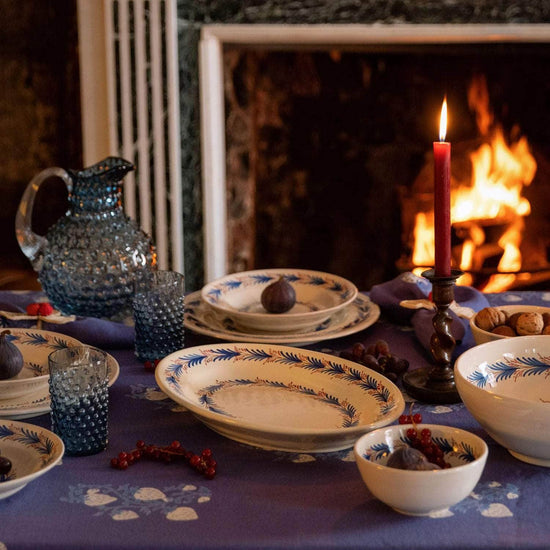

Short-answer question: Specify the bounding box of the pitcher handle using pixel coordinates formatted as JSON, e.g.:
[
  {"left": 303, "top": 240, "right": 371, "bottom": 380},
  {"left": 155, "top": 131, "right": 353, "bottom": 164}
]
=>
[{"left": 15, "top": 167, "right": 72, "bottom": 269}]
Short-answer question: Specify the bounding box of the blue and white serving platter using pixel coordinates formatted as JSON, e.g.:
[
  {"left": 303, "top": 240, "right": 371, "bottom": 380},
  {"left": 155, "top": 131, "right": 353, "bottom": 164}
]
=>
[
  {"left": 0, "top": 419, "right": 64, "bottom": 499},
  {"left": 185, "top": 291, "right": 380, "bottom": 346},
  {"left": 156, "top": 343, "right": 405, "bottom": 452},
  {"left": 0, "top": 329, "right": 82, "bottom": 400},
  {"left": 201, "top": 269, "right": 358, "bottom": 333},
  {"left": 0, "top": 353, "right": 120, "bottom": 420}
]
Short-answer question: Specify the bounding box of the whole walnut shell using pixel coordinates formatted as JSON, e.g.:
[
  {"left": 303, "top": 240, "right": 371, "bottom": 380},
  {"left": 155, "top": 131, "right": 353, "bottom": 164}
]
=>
[
  {"left": 507, "top": 312, "right": 523, "bottom": 331},
  {"left": 491, "top": 325, "right": 516, "bottom": 337},
  {"left": 516, "top": 312, "right": 544, "bottom": 336},
  {"left": 476, "top": 307, "right": 507, "bottom": 332}
]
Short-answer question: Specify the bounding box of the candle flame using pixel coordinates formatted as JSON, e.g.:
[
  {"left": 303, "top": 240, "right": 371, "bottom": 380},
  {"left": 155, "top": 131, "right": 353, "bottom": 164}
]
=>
[{"left": 439, "top": 98, "right": 447, "bottom": 142}]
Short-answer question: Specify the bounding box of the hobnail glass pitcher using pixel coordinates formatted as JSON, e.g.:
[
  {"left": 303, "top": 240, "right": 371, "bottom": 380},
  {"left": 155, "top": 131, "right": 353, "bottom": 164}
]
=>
[{"left": 15, "top": 157, "right": 157, "bottom": 319}]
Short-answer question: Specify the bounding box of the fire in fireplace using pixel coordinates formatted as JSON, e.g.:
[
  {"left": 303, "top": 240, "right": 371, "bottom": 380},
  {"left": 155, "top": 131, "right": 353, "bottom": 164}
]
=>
[
  {"left": 405, "top": 74, "right": 543, "bottom": 292},
  {"left": 222, "top": 40, "right": 550, "bottom": 291}
]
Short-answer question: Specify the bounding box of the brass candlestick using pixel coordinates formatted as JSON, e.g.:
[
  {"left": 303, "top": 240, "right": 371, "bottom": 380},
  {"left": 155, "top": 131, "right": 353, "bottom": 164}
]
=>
[{"left": 402, "top": 268, "right": 463, "bottom": 404}]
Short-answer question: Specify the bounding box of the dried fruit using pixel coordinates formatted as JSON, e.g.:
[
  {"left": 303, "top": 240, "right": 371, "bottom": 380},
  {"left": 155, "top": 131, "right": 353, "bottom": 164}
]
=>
[
  {"left": 0, "top": 455, "right": 12, "bottom": 476},
  {"left": 260, "top": 276, "right": 296, "bottom": 314},
  {"left": 386, "top": 446, "right": 440, "bottom": 471},
  {"left": 0, "top": 330, "right": 24, "bottom": 380}
]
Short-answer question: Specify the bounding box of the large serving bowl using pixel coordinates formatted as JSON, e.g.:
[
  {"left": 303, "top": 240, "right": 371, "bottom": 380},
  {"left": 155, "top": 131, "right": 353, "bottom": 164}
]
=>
[
  {"left": 470, "top": 304, "right": 550, "bottom": 345},
  {"left": 354, "top": 424, "right": 488, "bottom": 516},
  {"left": 201, "top": 269, "right": 358, "bottom": 333},
  {"left": 455, "top": 335, "right": 550, "bottom": 466}
]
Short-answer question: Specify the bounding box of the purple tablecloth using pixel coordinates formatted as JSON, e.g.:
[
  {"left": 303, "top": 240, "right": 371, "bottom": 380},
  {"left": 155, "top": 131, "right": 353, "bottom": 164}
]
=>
[{"left": 1, "top": 289, "right": 550, "bottom": 550}]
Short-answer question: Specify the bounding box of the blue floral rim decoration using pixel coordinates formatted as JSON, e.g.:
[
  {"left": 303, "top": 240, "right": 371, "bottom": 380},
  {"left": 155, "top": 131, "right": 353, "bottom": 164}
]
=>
[
  {"left": 363, "top": 434, "right": 478, "bottom": 464},
  {"left": 0, "top": 423, "right": 60, "bottom": 482},
  {"left": 164, "top": 345, "right": 398, "bottom": 425},
  {"left": 204, "top": 271, "right": 355, "bottom": 304},
  {"left": 467, "top": 353, "right": 550, "bottom": 388}
]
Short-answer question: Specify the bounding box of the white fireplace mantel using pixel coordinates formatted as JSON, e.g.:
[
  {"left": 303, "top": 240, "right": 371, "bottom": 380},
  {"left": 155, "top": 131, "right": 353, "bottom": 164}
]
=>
[{"left": 198, "top": 23, "right": 550, "bottom": 282}]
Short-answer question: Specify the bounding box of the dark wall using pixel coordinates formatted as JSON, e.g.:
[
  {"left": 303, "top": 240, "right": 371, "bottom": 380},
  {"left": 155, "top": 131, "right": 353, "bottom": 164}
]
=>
[{"left": 0, "top": 0, "right": 82, "bottom": 284}]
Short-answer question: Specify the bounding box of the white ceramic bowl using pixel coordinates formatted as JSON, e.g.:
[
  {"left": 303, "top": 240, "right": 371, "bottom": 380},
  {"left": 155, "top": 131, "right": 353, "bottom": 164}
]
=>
[
  {"left": 455, "top": 335, "right": 550, "bottom": 467},
  {"left": 354, "top": 424, "right": 488, "bottom": 516},
  {"left": 470, "top": 304, "right": 550, "bottom": 345},
  {"left": 0, "top": 419, "right": 64, "bottom": 499},
  {"left": 201, "top": 269, "right": 358, "bottom": 333},
  {"left": 0, "top": 329, "right": 82, "bottom": 400}
]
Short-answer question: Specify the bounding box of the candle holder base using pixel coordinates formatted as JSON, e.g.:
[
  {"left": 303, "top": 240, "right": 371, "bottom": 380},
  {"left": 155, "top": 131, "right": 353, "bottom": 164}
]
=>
[
  {"left": 402, "top": 367, "right": 461, "bottom": 404},
  {"left": 401, "top": 268, "right": 463, "bottom": 405}
]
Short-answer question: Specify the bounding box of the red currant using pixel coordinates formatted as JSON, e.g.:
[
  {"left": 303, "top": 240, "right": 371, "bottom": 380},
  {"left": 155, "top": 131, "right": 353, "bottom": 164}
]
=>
[{"left": 399, "top": 414, "right": 411, "bottom": 424}]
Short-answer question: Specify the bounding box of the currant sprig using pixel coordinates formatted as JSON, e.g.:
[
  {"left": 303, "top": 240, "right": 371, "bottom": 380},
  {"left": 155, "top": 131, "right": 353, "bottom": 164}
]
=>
[{"left": 110, "top": 440, "right": 218, "bottom": 479}]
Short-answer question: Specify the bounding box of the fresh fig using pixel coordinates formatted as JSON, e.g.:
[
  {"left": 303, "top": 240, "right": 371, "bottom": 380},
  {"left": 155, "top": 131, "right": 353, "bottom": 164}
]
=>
[
  {"left": 0, "top": 455, "right": 12, "bottom": 476},
  {"left": 261, "top": 276, "right": 296, "bottom": 314},
  {"left": 386, "top": 446, "right": 441, "bottom": 471},
  {"left": 0, "top": 330, "right": 24, "bottom": 380}
]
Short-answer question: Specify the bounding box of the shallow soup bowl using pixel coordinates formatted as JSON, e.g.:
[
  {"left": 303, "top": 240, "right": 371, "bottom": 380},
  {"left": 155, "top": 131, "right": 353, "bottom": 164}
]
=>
[{"left": 455, "top": 335, "right": 550, "bottom": 467}]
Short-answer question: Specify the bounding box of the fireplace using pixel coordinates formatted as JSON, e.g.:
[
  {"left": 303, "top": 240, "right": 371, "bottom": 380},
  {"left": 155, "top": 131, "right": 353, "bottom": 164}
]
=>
[{"left": 199, "top": 24, "right": 550, "bottom": 291}]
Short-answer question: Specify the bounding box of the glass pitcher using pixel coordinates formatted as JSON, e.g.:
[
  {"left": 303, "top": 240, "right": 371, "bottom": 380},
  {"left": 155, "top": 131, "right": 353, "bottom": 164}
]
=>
[{"left": 15, "top": 157, "right": 157, "bottom": 319}]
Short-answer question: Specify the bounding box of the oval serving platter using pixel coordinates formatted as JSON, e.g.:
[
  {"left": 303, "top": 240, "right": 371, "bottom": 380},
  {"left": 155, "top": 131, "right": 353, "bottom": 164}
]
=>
[{"left": 156, "top": 343, "right": 405, "bottom": 452}]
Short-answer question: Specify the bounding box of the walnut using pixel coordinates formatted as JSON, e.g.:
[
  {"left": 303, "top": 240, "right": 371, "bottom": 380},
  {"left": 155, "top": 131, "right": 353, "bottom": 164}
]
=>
[
  {"left": 491, "top": 325, "right": 516, "bottom": 337},
  {"left": 476, "top": 307, "right": 507, "bottom": 332},
  {"left": 516, "top": 312, "right": 544, "bottom": 336},
  {"left": 507, "top": 312, "right": 523, "bottom": 331}
]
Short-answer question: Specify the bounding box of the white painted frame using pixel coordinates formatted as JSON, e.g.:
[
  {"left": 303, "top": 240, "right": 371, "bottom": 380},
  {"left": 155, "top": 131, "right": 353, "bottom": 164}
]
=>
[{"left": 198, "top": 23, "right": 550, "bottom": 283}]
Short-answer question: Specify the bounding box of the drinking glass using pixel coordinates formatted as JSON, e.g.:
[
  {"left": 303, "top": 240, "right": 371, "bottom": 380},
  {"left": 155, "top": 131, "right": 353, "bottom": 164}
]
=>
[
  {"left": 133, "top": 270, "right": 185, "bottom": 363},
  {"left": 48, "top": 346, "right": 109, "bottom": 456}
]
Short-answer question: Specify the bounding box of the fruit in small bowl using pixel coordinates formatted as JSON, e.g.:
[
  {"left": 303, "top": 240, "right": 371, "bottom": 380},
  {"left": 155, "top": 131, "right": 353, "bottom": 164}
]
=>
[
  {"left": 470, "top": 305, "right": 550, "bottom": 345},
  {"left": 455, "top": 335, "right": 550, "bottom": 467},
  {"left": 354, "top": 424, "right": 488, "bottom": 516}
]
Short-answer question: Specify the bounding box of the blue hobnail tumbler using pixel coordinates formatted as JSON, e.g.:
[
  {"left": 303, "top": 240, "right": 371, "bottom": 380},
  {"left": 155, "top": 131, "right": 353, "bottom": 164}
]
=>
[
  {"left": 48, "top": 346, "right": 109, "bottom": 456},
  {"left": 133, "top": 270, "right": 185, "bottom": 363}
]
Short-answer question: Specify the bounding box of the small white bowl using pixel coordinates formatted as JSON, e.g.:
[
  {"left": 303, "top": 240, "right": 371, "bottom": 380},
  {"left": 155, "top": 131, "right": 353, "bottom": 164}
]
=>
[
  {"left": 0, "top": 329, "right": 82, "bottom": 400},
  {"left": 470, "top": 304, "right": 550, "bottom": 345},
  {"left": 354, "top": 424, "right": 488, "bottom": 516},
  {"left": 455, "top": 335, "right": 550, "bottom": 467},
  {"left": 0, "top": 419, "right": 64, "bottom": 499},
  {"left": 201, "top": 269, "right": 358, "bottom": 333}
]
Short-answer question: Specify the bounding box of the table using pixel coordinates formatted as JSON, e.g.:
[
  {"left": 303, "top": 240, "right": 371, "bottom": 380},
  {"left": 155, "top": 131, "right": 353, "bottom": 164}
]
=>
[{"left": 1, "top": 289, "right": 550, "bottom": 550}]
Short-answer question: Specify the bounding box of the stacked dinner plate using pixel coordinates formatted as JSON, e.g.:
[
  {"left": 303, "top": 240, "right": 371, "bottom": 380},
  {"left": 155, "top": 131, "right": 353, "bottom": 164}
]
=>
[
  {"left": 184, "top": 268, "right": 381, "bottom": 346},
  {"left": 0, "top": 328, "right": 119, "bottom": 420}
]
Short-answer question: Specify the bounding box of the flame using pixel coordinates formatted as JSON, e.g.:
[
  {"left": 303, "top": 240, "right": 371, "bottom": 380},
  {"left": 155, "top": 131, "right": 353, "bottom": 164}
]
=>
[
  {"left": 412, "top": 77, "right": 537, "bottom": 291},
  {"left": 439, "top": 98, "right": 447, "bottom": 142}
]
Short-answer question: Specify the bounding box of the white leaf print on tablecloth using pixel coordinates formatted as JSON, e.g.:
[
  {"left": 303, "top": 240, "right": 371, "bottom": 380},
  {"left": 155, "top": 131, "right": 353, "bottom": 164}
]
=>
[
  {"left": 61, "top": 483, "right": 211, "bottom": 520},
  {"left": 166, "top": 507, "right": 199, "bottom": 521}
]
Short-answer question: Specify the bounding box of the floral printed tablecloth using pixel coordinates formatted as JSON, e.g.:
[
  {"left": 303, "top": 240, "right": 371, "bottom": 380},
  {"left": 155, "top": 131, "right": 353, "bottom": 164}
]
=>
[{"left": 1, "top": 289, "right": 550, "bottom": 550}]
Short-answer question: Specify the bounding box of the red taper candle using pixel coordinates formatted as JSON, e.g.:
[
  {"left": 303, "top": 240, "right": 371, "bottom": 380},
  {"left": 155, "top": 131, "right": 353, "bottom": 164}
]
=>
[{"left": 433, "top": 98, "right": 451, "bottom": 277}]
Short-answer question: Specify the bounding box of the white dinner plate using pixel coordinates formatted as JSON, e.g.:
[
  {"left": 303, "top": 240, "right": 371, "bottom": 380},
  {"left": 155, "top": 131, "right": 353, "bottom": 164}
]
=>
[
  {"left": 185, "top": 291, "right": 380, "bottom": 346},
  {"left": 0, "top": 329, "right": 82, "bottom": 400},
  {"left": 0, "top": 353, "right": 120, "bottom": 420},
  {"left": 0, "top": 419, "right": 64, "bottom": 499},
  {"left": 156, "top": 343, "right": 405, "bottom": 452}
]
